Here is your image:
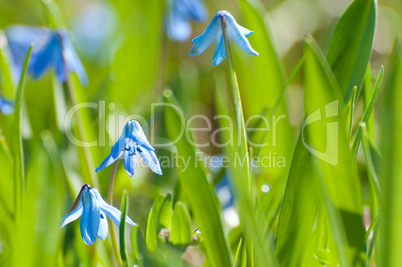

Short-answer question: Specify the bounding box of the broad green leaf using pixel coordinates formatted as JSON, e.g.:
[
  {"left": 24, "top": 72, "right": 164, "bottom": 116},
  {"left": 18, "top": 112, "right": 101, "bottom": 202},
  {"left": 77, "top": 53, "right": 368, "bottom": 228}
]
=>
[
  {"left": 159, "top": 193, "right": 172, "bottom": 229},
  {"left": 145, "top": 194, "right": 168, "bottom": 252},
  {"left": 169, "top": 202, "right": 191, "bottom": 249},
  {"left": 274, "top": 135, "right": 320, "bottom": 266},
  {"left": 0, "top": 31, "right": 15, "bottom": 98},
  {"left": 132, "top": 225, "right": 148, "bottom": 266},
  {"left": 164, "top": 93, "right": 232, "bottom": 267},
  {"left": 119, "top": 190, "right": 129, "bottom": 267},
  {"left": 326, "top": 0, "right": 377, "bottom": 101},
  {"left": 378, "top": 39, "right": 402, "bottom": 266},
  {"left": 304, "top": 36, "right": 365, "bottom": 266}
]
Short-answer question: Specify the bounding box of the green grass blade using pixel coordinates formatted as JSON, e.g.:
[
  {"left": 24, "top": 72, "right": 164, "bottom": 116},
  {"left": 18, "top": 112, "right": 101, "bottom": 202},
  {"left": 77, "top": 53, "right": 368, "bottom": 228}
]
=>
[
  {"left": 169, "top": 202, "right": 191, "bottom": 250},
  {"left": 145, "top": 194, "right": 167, "bottom": 252},
  {"left": 119, "top": 190, "right": 129, "bottom": 267},
  {"left": 13, "top": 45, "right": 32, "bottom": 216},
  {"left": 378, "top": 38, "right": 402, "bottom": 266},
  {"left": 343, "top": 86, "right": 357, "bottom": 141},
  {"left": 326, "top": 0, "right": 377, "bottom": 101},
  {"left": 304, "top": 35, "right": 365, "bottom": 266},
  {"left": 164, "top": 92, "right": 232, "bottom": 267}
]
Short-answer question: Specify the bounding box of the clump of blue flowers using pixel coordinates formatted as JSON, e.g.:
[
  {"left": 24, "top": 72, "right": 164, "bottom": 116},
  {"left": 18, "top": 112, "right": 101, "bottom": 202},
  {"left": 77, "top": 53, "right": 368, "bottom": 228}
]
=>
[
  {"left": 165, "top": 0, "right": 208, "bottom": 42},
  {"left": 60, "top": 184, "right": 135, "bottom": 246},
  {"left": 190, "top": 10, "right": 258, "bottom": 65},
  {"left": 0, "top": 96, "right": 13, "bottom": 115},
  {"left": 96, "top": 120, "right": 162, "bottom": 177},
  {"left": 5, "top": 26, "right": 88, "bottom": 85}
]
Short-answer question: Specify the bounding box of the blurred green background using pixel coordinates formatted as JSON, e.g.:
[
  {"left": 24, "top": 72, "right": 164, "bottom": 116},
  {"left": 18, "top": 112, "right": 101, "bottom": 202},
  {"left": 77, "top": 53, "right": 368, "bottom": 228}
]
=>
[{"left": 0, "top": 0, "right": 401, "bottom": 266}]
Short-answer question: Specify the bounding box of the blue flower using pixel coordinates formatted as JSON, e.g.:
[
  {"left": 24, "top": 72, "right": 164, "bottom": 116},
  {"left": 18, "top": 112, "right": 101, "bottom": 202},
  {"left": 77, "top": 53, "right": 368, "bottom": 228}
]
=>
[
  {"left": 5, "top": 26, "right": 88, "bottom": 86},
  {"left": 165, "top": 0, "right": 208, "bottom": 42},
  {"left": 0, "top": 96, "right": 13, "bottom": 115},
  {"left": 189, "top": 10, "right": 258, "bottom": 65},
  {"left": 60, "top": 184, "right": 135, "bottom": 246},
  {"left": 96, "top": 120, "right": 162, "bottom": 177}
]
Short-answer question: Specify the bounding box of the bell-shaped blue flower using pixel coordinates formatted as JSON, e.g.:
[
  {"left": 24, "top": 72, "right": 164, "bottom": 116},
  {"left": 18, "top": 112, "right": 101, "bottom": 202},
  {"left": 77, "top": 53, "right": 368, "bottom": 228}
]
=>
[
  {"left": 96, "top": 120, "right": 162, "bottom": 177},
  {"left": 5, "top": 26, "right": 88, "bottom": 86},
  {"left": 165, "top": 0, "right": 208, "bottom": 42},
  {"left": 189, "top": 10, "right": 258, "bottom": 65},
  {"left": 60, "top": 184, "right": 136, "bottom": 246},
  {"left": 0, "top": 96, "right": 13, "bottom": 115}
]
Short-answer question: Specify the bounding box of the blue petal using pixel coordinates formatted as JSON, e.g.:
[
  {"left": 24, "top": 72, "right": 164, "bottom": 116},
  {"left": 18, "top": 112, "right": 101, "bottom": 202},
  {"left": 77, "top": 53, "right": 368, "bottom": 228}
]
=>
[
  {"left": 30, "top": 33, "right": 61, "bottom": 80},
  {"left": 165, "top": 9, "right": 192, "bottom": 42},
  {"left": 178, "top": 0, "right": 208, "bottom": 22},
  {"left": 224, "top": 13, "right": 259, "bottom": 56},
  {"left": 138, "top": 147, "right": 162, "bottom": 175},
  {"left": 97, "top": 210, "right": 109, "bottom": 240},
  {"left": 80, "top": 189, "right": 101, "bottom": 246},
  {"left": 92, "top": 189, "right": 136, "bottom": 226},
  {"left": 123, "top": 150, "right": 136, "bottom": 178},
  {"left": 237, "top": 25, "right": 253, "bottom": 37},
  {"left": 213, "top": 28, "right": 227, "bottom": 66},
  {"left": 60, "top": 201, "right": 83, "bottom": 228},
  {"left": 0, "top": 97, "right": 14, "bottom": 115},
  {"left": 189, "top": 15, "right": 220, "bottom": 56},
  {"left": 59, "top": 30, "right": 89, "bottom": 86},
  {"left": 95, "top": 152, "right": 121, "bottom": 173},
  {"left": 125, "top": 121, "right": 154, "bottom": 151}
]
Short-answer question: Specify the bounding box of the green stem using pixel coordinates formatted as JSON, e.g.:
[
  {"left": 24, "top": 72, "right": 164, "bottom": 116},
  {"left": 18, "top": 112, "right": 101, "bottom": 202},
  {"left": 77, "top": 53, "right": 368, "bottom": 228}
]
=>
[
  {"left": 108, "top": 160, "right": 123, "bottom": 266},
  {"left": 58, "top": 32, "right": 99, "bottom": 189},
  {"left": 13, "top": 45, "right": 33, "bottom": 216}
]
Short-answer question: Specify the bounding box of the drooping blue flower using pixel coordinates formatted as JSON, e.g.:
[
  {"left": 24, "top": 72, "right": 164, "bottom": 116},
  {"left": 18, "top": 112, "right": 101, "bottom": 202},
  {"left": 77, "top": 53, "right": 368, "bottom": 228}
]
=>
[
  {"left": 165, "top": 0, "right": 208, "bottom": 42},
  {"left": 96, "top": 120, "right": 162, "bottom": 177},
  {"left": 0, "top": 96, "right": 13, "bottom": 115},
  {"left": 5, "top": 26, "right": 88, "bottom": 86},
  {"left": 60, "top": 184, "right": 135, "bottom": 246},
  {"left": 189, "top": 10, "right": 258, "bottom": 65}
]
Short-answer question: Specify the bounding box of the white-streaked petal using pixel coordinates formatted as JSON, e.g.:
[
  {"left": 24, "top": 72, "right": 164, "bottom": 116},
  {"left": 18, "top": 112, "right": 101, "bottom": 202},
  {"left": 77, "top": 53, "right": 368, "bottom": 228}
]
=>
[
  {"left": 80, "top": 189, "right": 101, "bottom": 246},
  {"left": 95, "top": 152, "right": 120, "bottom": 173},
  {"left": 237, "top": 24, "right": 253, "bottom": 37},
  {"left": 225, "top": 13, "right": 259, "bottom": 56},
  {"left": 97, "top": 210, "right": 109, "bottom": 240},
  {"left": 60, "top": 201, "right": 83, "bottom": 229},
  {"left": 138, "top": 147, "right": 162, "bottom": 175},
  {"left": 92, "top": 189, "right": 136, "bottom": 226},
  {"left": 213, "top": 28, "right": 226, "bottom": 65},
  {"left": 126, "top": 121, "right": 154, "bottom": 151},
  {"left": 123, "top": 150, "right": 136, "bottom": 178},
  {"left": 189, "top": 15, "right": 220, "bottom": 56}
]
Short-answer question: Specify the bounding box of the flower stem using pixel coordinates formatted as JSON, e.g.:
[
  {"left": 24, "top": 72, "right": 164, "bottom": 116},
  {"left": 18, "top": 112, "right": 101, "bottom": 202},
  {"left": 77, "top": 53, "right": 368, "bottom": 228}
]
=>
[
  {"left": 57, "top": 32, "right": 99, "bottom": 189},
  {"left": 108, "top": 160, "right": 123, "bottom": 266}
]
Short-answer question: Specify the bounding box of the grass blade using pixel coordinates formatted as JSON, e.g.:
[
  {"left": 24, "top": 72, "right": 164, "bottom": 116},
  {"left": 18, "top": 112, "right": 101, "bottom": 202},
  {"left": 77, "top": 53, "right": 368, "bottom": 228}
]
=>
[{"left": 119, "top": 190, "right": 129, "bottom": 267}]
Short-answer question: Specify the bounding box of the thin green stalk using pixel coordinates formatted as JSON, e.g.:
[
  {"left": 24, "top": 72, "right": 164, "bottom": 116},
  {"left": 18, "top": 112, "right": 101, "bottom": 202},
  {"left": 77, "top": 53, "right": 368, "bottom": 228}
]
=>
[
  {"left": 108, "top": 160, "right": 123, "bottom": 266},
  {"left": 220, "top": 16, "right": 270, "bottom": 266},
  {"left": 58, "top": 32, "right": 99, "bottom": 189},
  {"left": 13, "top": 45, "right": 33, "bottom": 216}
]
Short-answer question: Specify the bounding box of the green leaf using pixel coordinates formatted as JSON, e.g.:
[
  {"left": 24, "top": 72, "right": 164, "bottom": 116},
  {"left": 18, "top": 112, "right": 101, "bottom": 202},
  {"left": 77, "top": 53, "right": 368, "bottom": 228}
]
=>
[
  {"left": 169, "top": 202, "right": 191, "bottom": 249},
  {"left": 233, "top": 238, "right": 243, "bottom": 267},
  {"left": 274, "top": 135, "right": 320, "bottom": 266},
  {"left": 378, "top": 38, "right": 402, "bottom": 266},
  {"left": 303, "top": 35, "right": 365, "bottom": 266},
  {"left": 326, "top": 0, "right": 377, "bottom": 101},
  {"left": 343, "top": 86, "right": 357, "bottom": 141},
  {"left": 119, "top": 190, "right": 129, "bottom": 267},
  {"left": 13, "top": 45, "right": 32, "bottom": 216},
  {"left": 145, "top": 194, "right": 168, "bottom": 252},
  {"left": 164, "top": 92, "right": 232, "bottom": 267},
  {"left": 131, "top": 225, "right": 148, "bottom": 266}
]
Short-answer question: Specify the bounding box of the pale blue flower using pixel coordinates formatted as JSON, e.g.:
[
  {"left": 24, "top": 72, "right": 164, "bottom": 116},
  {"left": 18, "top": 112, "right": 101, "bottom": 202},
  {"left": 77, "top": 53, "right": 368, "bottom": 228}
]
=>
[
  {"left": 5, "top": 26, "right": 88, "bottom": 86},
  {"left": 60, "top": 184, "right": 135, "bottom": 246},
  {"left": 96, "top": 120, "right": 162, "bottom": 177},
  {"left": 189, "top": 10, "right": 258, "bottom": 65},
  {"left": 165, "top": 0, "right": 208, "bottom": 42},
  {"left": 0, "top": 96, "right": 13, "bottom": 115}
]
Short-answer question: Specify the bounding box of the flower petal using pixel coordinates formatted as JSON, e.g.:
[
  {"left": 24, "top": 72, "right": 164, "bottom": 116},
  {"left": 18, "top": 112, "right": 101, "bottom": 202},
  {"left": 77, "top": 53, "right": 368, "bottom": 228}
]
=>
[
  {"left": 213, "top": 28, "right": 226, "bottom": 65},
  {"left": 123, "top": 150, "right": 136, "bottom": 178},
  {"left": 97, "top": 210, "right": 109, "bottom": 240},
  {"left": 80, "top": 189, "right": 101, "bottom": 246},
  {"left": 0, "top": 97, "right": 14, "bottom": 115},
  {"left": 30, "top": 33, "right": 60, "bottom": 80},
  {"left": 237, "top": 25, "right": 253, "bottom": 37},
  {"left": 189, "top": 15, "right": 220, "bottom": 56},
  {"left": 92, "top": 189, "right": 136, "bottom": 226},
  {"left": 180, "top": 0, "right": 208, "bottom": 22},
  {"left": 165, "top": 8, "right": 192, "bottom": 42},
  {"left": 95, "top": 152, "right": 120, "bottom": 173},
  {"left": 59, "top": 30, "right": 89, "bottom": 86},
  {"left": 138, "top": 147, "right": 162, "bottom": 175},
  {"left": 224, "top": 13, "right": 259, "bottom": 56},
  {"left": 126, "top": 121, "right": 154, "bottom": 151},
  {"left": 60, "top": 201, "right": 83, "bottom": 229}
]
